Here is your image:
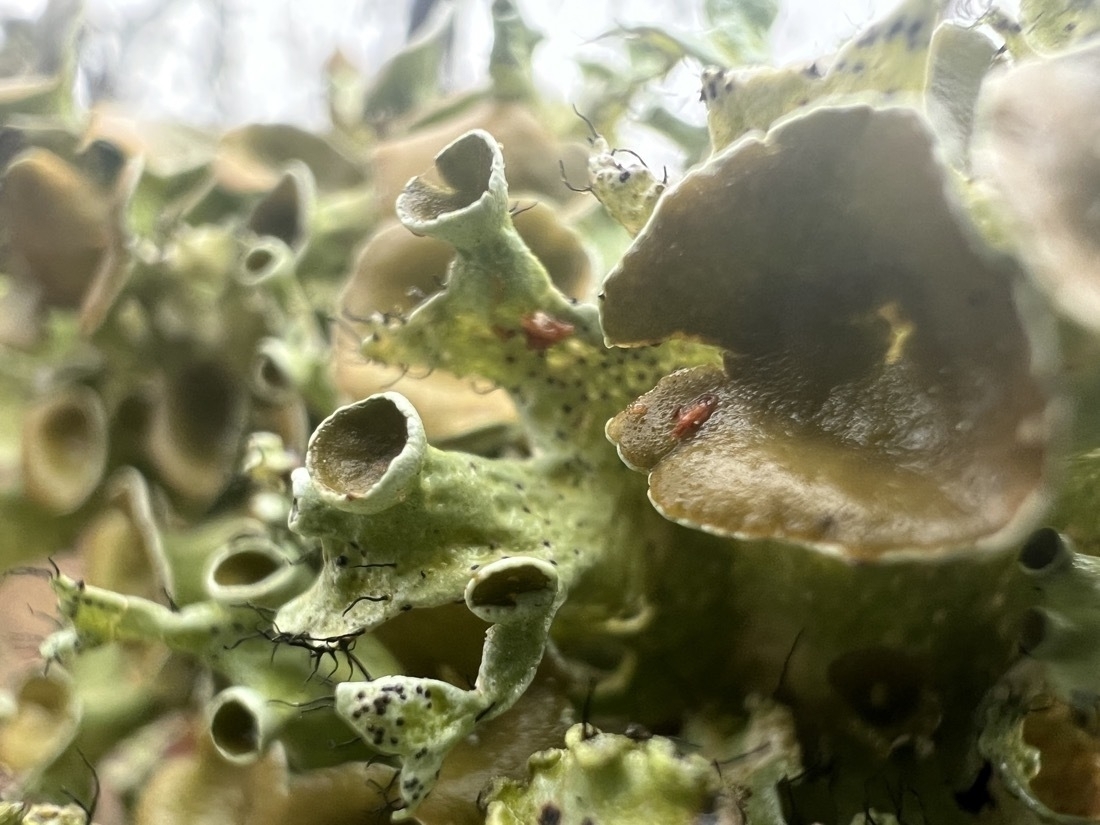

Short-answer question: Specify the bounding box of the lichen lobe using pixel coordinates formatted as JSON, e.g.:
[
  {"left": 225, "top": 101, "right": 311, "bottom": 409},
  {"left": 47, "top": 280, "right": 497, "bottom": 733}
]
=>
[{"left": 603, "top": 104, "right": 1058, "bottom": 559}]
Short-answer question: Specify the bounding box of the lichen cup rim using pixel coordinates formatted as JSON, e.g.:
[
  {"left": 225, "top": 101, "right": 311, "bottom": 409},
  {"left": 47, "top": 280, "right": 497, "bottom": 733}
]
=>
[
  {"left": 600, "top": 102, "right": 1062, "bottom": 561},
  {"left": 303, "top": 392, "right": 427, "bottom": 515}
]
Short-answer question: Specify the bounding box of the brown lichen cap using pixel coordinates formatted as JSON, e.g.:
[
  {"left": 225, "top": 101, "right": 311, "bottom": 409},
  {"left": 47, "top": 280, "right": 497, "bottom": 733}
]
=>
[
  {"left": 972, "top": 41, "right": 1100, "bottom": 332},
  {"left": 0, "top": 147, "right": 110, "bottom": 306},
  {"left": 603, "top": 104, "right": 1061, "bottom": 560}
]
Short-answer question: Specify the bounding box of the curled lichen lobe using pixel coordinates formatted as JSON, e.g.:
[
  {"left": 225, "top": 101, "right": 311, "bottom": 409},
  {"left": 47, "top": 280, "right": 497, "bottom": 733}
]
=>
[{"left": 601, "top": 104, "right": 1059, "bottom": 558}]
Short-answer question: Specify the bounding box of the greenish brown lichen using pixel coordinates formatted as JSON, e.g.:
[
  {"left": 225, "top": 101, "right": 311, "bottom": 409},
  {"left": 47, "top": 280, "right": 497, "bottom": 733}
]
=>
[{"left": 5, "top": 1, "right": 1100, "bottom": 822}]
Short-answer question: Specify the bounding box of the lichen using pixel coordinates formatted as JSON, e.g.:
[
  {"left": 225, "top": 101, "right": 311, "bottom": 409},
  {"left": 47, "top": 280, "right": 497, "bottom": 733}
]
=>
[
  {"left": 602, "top": 103, "right": 1059, "bottom": 559},
  {"left": 483, "top": 724, "right": 737, "bottom": 825},
  {"left": 3, "top": 1, "right": 1100, "bottom": 822}
]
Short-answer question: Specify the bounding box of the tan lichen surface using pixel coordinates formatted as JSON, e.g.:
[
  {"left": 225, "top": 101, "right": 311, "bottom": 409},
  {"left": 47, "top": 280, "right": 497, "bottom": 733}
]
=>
[
  {"left": 972, "top": 41, "right": 1100, "bottom": 333},
  {"left": 0, "top": 148, "right": 111, "bottom": 307},
  {"left": 980, "top": 685, "right": 1100, "bottom": 824},
  {"left": 1024, "top": 700, "right": 1100, "bottom": 818},
  {"left": 603, "top": 104, "right": 1059, "bottom": 559}
]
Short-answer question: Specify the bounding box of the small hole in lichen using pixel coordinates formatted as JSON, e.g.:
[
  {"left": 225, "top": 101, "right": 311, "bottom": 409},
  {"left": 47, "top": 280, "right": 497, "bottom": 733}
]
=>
[
  {"left": 39, "top": 402, "right": 95, "bottom": 473},
  {"left": 1020, "top": 527, "right": 1065, "bottom": 572},
  {"left": 168, "top": 360, "right": 242, "bottom": 454},
  {"left": 244, "top": 248, "right": 274, "bottom": 273},
  {"left": 469, "top": 565, "right": 554, "bottom": 609},
  {"left": 213, "top": 549, "right": 281, "bottom": 587},
  {"left": 257, "top": 355, "right": 291, "bottom": 392},
  {"left": 212, "top": 700, "right": 259, "bottom": 756}
]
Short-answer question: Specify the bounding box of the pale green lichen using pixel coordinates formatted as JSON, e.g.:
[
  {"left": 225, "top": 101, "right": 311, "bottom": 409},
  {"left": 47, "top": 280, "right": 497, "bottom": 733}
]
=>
[
  {"left": 7, "top": 1, "right": 1100, "bottom": 822},
  {"left": 573, "top": 125, "right": 666, "bottom": 237},
  {"left": 1016, "top": 529, "right": 1100, "bottom": 710},
  {"left": 484, "top": 723, "right": 737, "bottom": 824},
  {"left": 971, "top": 39, "right": 1100, "bottom": 334},
  {"left": 923, "top": 21, "right": 1000, "bottom": 172},
  {"left": 702, "top": 0, "right": 941, "bottom": 151},
  {"left": 334, "top": 557, "right": 562, "bottom": 816},
  {"left": 39, "top": 566, "right": 394, "bottom": 771},
  {"left": 0, "top": 802, "right": 92, "bottom": 825},
  {"left": 1019, "top": 0, "right": 1100, "bottom": 52}
]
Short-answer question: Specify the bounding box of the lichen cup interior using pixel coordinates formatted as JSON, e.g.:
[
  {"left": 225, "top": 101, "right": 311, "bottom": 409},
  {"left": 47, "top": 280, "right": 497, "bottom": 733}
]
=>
[{"left": 603, "top": 103, "right": 1062, "bottom": 560}]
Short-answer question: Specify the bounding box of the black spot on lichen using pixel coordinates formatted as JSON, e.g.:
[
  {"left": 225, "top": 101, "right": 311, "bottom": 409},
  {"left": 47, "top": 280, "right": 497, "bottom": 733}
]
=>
[{"left": 539, "top": 804, "right": 563, "bottom": 825}]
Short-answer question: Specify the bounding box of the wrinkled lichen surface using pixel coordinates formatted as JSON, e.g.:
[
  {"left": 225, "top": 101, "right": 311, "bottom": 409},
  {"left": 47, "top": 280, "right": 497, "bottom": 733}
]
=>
[{"left": 3, "top": 0, "right": 1100, "bottom": 823}]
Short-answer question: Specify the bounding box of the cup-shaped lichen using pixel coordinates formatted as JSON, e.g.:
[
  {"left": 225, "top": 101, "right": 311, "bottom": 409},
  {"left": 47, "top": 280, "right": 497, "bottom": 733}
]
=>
[
  {"left": 0, "top": 147, "right": 110, "bottom": 307},
  {"left": 603, "top": 103, "right": 1060, "bottom": 559},
  {"left": 301, "top": 391, "right": 425, "bottom": 517},
  {"left": 333, "top": 556, "right": 563, "bottom": 816},
  {"left": 1016, "top": 527, "right": 1100, "bottom": 708},
  {"left": 333, "top": 198, "right": 592, "bottom": 443},
  {"left": 144, "top": 358, "right": 249, "bottom": 505},
  {"left": 207, "top": 686, "right": 297, "bottom": 767},
  {"left": 21, "top": 385, "right": 109, "bottom": 515},
  {"left": 203, "top": 532, "right": 310, "bottom": 609}
]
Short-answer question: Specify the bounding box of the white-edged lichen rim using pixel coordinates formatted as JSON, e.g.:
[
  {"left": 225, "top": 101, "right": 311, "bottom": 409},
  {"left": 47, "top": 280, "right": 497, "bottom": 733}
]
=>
[
  {"left": 21, "top": 384, "right": 109, "bottom": 515},
  {"left": 464, "top": 556, "right": 560, "bottom": 624},
  {"left": 236, "top": 235, "right": 296, "bottom": 287},
  {"left": 247, "top": 160, "right": 316, "bottom": 252},
  {"left": 394, "top": 128, "right": 508, "bottom": 241},
  {"left": 303, "top": 392, "right": 427, "bottom": 515},
  {"left": 250, "top": 337, "right": 298, "bottom": 404},
  {"left": 206, "top": 685, "right": 281, "bottom": 766},
  {"left": 203, "top": 532, "right": 309, "bottom": 608}
]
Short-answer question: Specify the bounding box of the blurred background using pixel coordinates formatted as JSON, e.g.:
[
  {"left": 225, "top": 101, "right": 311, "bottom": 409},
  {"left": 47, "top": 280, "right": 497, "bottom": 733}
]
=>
[{"left": 0, "top": 0, "right": 912, "bottom": 130}]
